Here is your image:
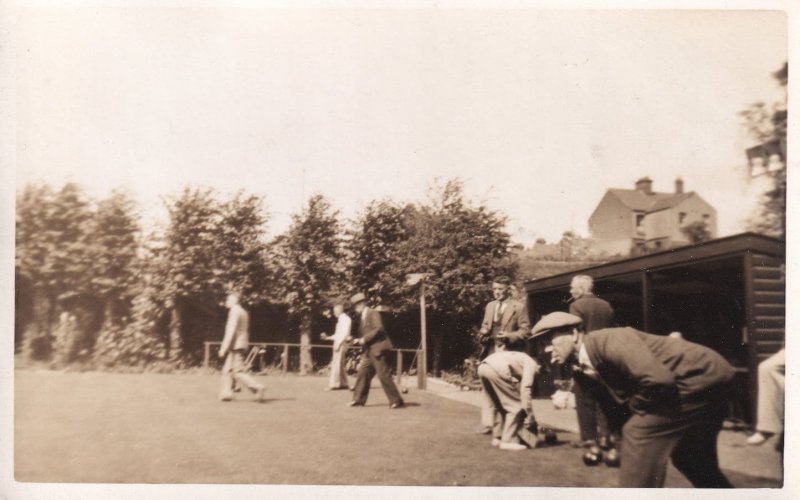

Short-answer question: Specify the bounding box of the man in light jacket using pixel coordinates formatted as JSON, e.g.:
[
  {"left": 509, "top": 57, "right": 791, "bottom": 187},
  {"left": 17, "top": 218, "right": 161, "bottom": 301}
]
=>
[{"left": 218, "top": 292, "right": 265, "bottom": 402}]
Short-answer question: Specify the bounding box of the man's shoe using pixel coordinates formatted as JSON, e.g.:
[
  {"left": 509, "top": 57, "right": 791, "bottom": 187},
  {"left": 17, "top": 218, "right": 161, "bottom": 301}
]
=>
[
  {"left": 389, "top": 401, "right": 405, "bottom": 409},
  {"left": 491, "top": 438, "right": 501, "bottom": 447},
  {"left": 499, "top": 442, "right": 527, "bottom": 451},
  {"left": 476, "top": 426, "right": 493, "bottom": 435},
  {"left": 219, "top": 395, "right": 232, "bottom": 402},
  {"left": 347, "top": 401, "right": 364, "bottom": 407},
  {"left": 254, "top": 386, "right": 266, "bottom": 402}
]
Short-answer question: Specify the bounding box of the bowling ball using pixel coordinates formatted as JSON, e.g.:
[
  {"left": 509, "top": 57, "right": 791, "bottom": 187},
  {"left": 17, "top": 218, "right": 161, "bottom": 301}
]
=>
[
  {"left": 582, "top": 445, "right": 603, "bottom": 466},
  {"left": 543, "top": 428, "right": 558, "bottom": 445},
  {"left": 604, "top": 448, "right": 621, "bottom": 467}
]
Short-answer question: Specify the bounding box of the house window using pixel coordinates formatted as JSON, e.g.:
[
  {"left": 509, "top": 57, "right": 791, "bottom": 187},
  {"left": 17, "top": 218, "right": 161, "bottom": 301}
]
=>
[
  {"left": 678, "top": 212, "right": 687, "bottom": 225},
  {"left": 634, "top": 213, "right": 645, "bottom": 235}
]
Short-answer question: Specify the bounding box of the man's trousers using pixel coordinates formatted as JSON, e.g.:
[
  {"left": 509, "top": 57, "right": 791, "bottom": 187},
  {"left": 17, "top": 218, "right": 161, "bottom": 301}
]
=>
[
  {"left": 219, "top": 349, "right": 264, "bottom": 400},
  {"left": 477, "top": 363, "right": 526, "bottom": 444},
  {"left": 328, "top": 347, "right": 350, "bottom": 389},
  {"left": 351, "top": 349, "right": 403, "bottom": 406},
  {"left": 619, "top": 401, "right": 732, "bottom": 488},
  {"left": 756, "top": 349, "right": 785, "bottom": 435}
]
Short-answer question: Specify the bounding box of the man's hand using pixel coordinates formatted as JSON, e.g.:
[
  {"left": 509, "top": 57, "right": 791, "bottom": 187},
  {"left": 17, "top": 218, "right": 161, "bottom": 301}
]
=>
[
  {"left": 320, "top": 332, "right": 328, "bottom": 340},
  {"left": 352, "top": 338, "right": 364, "bottom": 346},
  {"left": 218, "top": 350, "right": 226, "bottom": 359}
]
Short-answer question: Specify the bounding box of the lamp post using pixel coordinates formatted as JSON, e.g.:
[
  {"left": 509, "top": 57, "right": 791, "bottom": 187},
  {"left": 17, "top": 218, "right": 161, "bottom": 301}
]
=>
[{"left": 406, "top": 273, "right": 431, "bottom": 390}]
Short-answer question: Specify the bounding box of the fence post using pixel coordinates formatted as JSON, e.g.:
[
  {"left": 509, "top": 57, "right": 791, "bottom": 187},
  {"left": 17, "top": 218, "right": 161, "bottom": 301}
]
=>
[
  {"left": 203, "top": 342, "right": 210, "bottom": 369},
  {"left": 417, "top": 349, "right": 424, "bottom": 389},
  {"left": 282, "top": 344, "right": 289, "bottom": 374},
  {"left": 396, "top": 350, "right": 403, "bottom": 387}
]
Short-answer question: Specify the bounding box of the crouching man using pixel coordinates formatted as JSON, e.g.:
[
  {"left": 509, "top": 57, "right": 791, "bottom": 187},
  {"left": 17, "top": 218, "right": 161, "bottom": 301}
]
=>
[
  {"left": 477, "top": 344, "right": 539, "bottom": 451},
  {"left": 531, "top": 312, "right": 735, "bottom": 488}
]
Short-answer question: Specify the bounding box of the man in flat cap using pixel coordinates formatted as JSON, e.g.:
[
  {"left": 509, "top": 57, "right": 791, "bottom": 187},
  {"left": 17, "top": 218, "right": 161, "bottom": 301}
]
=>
[
  {"left": 531, "top": 312, "right": 735, "bottom": 488},
  {"left": 348, "top": 292, "right": 405, "bottom": 409}
]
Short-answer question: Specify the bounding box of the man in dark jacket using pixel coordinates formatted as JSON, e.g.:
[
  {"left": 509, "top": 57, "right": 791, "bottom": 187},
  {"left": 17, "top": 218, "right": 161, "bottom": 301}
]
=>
[
  {"left": 531, "top": 312, "right": 735, "bottom": 488},
  {"left": 349, "top": 292, "right": 405, "bottom": 409},
  {"left": 567, "top": 275, "right": 619, "bottom": 449}
]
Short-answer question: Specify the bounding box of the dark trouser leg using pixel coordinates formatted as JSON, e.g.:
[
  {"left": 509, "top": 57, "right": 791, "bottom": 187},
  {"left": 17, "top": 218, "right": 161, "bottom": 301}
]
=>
[
  {"left": 370, "top": 350, "right": 403, "bottom": 406},
  {"left": 670, "top": 404, "right": 733, "bottom": 488},
  {"left": 595, "top": 385, "right": 630, "bottom": 446},
  {"left": 620, "top": 413, "right": 681, "bottom": 487},
  {"left": 573, "top": 373, "right": 599, "bottom": 442},
  {"left": 352, "top": 354, "right": 375, "bottom": 405}
]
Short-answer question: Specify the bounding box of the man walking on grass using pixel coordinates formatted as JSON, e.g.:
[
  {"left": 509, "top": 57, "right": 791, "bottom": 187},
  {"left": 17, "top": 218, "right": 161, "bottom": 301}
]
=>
[
  {"left": 218, "top": 292, "right": 265, "bottom": 402},
  {"left": 348, "top": 292, "right": 405, "bottom": 409}
]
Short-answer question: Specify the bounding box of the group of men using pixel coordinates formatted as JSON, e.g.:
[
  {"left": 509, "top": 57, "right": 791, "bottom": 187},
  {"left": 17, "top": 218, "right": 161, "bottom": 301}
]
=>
[
  {"left": 218, "top": 291, "right": 405, "bottom": 409},
  {"left": 475, "top": 274, "right": 736, "bottom": 488},
  {"left": 218, "top": 272, "right": 741, "bottom": 488}
]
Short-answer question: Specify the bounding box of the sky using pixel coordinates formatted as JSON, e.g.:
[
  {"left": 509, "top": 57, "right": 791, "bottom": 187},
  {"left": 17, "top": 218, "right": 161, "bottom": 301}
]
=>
[{"left": 13, "top": 5, "right": 788, "bottom": 245}]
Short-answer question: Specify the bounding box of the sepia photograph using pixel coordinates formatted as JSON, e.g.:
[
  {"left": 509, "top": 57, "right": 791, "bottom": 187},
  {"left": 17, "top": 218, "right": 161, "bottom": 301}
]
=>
[{"left": 1, "top": 1, "right": 796, "bottom": 498}]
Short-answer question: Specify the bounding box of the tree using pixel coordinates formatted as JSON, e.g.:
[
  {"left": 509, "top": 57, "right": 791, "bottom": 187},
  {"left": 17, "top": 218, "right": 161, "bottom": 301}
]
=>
[
  {"left": 216, "top": 192, "right": 273, "bottom": 305},
  {"left": 158, "top": 187, "right": 223, "bottom": 362},
  {"left": 392, "top": 179, "right": 517, "bottom": 375},
  {"left": 88, "top": 189, "right": 141, "bottom": 329},
  {"left": 347, "top": 200, "right": 417, "bottom": 308},
  {"left": 681, "top": 220, "right": 713, "bottom": 244},
  {"left": 151, "top": 187, "right": 274, "bottom": 365},
  {"left": 272, "top": 194, "right": 344, "bottom": 374},
  {"left": 16, "top": 182, "right": 94, "bottom": 361},
  {"left": 740, "top": 62, "right": 787, "bottom": 238}
]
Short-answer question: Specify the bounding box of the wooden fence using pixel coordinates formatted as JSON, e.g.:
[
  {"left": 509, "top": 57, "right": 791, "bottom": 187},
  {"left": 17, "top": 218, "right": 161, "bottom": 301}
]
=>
[{"left": 203, "top": 341, "right": 425, "bottom": 389}]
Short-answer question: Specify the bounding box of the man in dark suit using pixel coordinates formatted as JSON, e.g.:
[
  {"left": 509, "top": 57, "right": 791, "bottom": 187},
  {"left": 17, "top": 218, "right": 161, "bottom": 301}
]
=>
[
  {"left": 348, "top": 293, "right": 404, "bottom": 409},
  {"left": 567, "top": 275, "right": 619, "bottom": 449},
  {"left": 476, "top": 276, "right": 531, "bottom": 434},
  {"left": 531, "top": 312, "right": 735, "bottom": 488}
]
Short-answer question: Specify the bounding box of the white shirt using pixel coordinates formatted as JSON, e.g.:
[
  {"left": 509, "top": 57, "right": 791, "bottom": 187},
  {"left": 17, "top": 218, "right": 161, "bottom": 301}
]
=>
[
  {"left": 332, "top": 313, "right": 352, "bottom": 350},
  {"left": 578, "top": 343, "right": 598, "bottom": 378}
]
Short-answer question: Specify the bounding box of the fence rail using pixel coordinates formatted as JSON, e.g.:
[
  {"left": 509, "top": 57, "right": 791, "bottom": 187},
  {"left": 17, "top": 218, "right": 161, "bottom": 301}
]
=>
[{"left": 203, "top": 341, "right": 425, "bottom": 389}]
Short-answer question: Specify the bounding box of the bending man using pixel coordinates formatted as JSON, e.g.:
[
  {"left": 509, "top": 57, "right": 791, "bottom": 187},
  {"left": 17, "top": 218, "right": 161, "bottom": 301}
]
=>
[{"left": 531, "top": 312, "right": 734, "bottom": 488}]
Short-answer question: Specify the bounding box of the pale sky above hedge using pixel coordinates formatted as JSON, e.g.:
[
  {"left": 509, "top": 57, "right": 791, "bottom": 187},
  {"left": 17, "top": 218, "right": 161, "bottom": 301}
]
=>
[{"left": 14, "top": 5, "right": 787, "bottom": 244}]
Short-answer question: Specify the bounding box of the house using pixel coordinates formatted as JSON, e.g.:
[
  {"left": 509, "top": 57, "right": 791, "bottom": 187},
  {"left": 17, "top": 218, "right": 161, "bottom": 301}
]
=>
[{"left": 588, "top": 177, "right": 717, "bottom": 256}]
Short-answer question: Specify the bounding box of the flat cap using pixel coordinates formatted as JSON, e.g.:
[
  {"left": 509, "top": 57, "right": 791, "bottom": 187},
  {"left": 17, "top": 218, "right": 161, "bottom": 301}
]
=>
[
  {"left": 530, "top": 312, "right": 583, "bottom": 339},
  {"left": 350, "top": 292, "right": 367, "bottom": 305}
]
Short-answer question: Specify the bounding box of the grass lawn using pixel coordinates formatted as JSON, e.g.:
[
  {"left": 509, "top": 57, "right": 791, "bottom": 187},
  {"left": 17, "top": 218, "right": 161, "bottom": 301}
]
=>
[{"left": 14, "top": 370, "right": 779, "bottom": 487}]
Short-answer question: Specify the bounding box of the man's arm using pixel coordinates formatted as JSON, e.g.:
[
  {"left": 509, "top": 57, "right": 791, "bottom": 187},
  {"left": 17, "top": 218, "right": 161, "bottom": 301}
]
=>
[
  {"left": 519, "top": 354, "right": 538, "bottom": 412},
  {"left": 596, "top": 330, "right": 678, "bottom": 414},
  {"left": 219, "top": 307, "right": 238, "bottom": 357},
  {"left": 360, "top": 310, "right": 384, "bottom": 345},
  {"left": 479, "top": 302, "right": 493, "bottom": 337}
]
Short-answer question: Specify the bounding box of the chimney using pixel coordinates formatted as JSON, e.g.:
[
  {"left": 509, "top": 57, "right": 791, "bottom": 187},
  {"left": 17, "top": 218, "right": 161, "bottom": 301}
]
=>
[
  {"left": 635, "top": 177, "right": 653, "bottom": 195},
  {"left": 675, "top": 177, "right": 684, "bottom": 194}
]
